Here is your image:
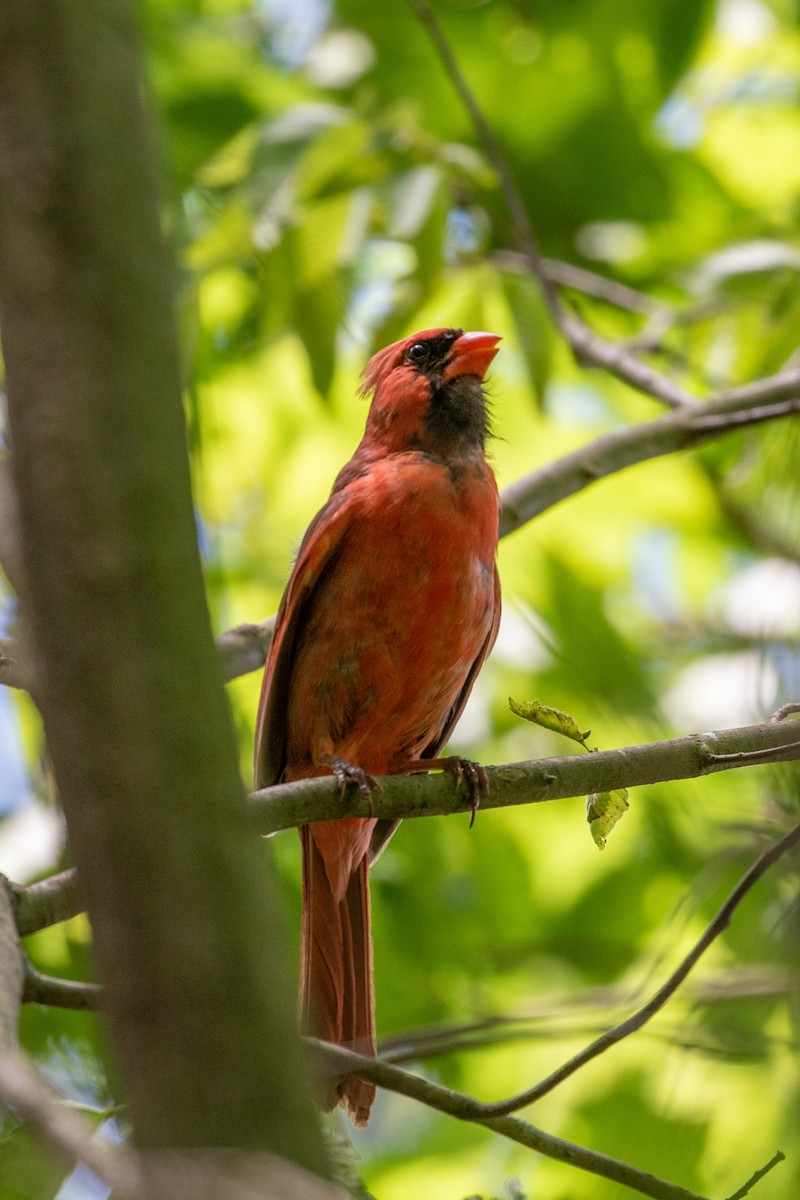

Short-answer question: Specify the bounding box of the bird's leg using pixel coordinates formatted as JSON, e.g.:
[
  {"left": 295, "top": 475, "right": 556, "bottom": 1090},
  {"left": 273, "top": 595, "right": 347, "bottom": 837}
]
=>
[
  {"left": 397, "top": 756, "right": 489, "bottom": 827},
  {"left": 319, "top": 754, "right": 382, "bottom": 814}
]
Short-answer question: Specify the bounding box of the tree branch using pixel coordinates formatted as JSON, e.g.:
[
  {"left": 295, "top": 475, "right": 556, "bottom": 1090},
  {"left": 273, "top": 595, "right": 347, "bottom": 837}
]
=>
[
  {"left": 306, "top": 821, "right": 799, "bottom": 1196},
  {"left": 405, "top": 0, "right": 696, "bottom": 410},
  {"left": 714, "top": 365, "right": 800, "bottom": 408},
  {"left": 496, "top": 251, "right": 668, "bottom": 316},
  {"left": 12, "top": 821, "right": 792, "bottom": 1200},
  {"left": 250, "top": 717, "right": 800, "bottom": 834},
  {"left": 407, "top": 0, "right": 800, "bottom": 458},
  {"left": 23, "top": 961, "right": 100, "bottom": 1011},
  {"left": 216, "top": 617, "right": 275, "bottom": 684},
  {"left": 220, "top": 378, "right": 798, "bottom": 672},
  {"left": 9, "top": 868, "right": 81, "bottom": 935},
  {"left": 310, "top": 1041, "right": 710, "bottom": 1200},
  {"left": 16, "top": 722, "right": 798, "bottom": 1008},
  {"left": 206, "top": 372, "right": 800, "bottom": 680},
  {"left": 498, "top": 387, "right": 800, "bottom": 538},
  {"left": 541, "top": 258, "right": 669, "bottom": 317},
  {"left": 3, "top": 372, "right": 797, "bottom": 691}
]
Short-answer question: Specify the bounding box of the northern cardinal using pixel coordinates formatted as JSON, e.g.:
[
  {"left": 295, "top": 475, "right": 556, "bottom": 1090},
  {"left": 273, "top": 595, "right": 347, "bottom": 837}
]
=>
[{"left": 254, "top": 327, "right": 501, "bottom": 1125}]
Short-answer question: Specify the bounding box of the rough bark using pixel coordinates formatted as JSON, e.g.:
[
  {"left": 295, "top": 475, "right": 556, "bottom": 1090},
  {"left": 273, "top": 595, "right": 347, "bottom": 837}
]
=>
[
  {"left": 0, "top": 0, "right": 327, "bottom": 1174},
  {"left": 0, "top": 879, "right": 24, "bottom": 1058}
]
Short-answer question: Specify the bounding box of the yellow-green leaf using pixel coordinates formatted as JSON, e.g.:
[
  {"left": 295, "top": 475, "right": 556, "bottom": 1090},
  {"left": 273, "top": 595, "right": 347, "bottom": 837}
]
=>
[
  {"left": 509, "top": 697, "right": 590, "bottom": 746},
  {"left": 586, "top": 788, "right": 630, "bottom": 850}
]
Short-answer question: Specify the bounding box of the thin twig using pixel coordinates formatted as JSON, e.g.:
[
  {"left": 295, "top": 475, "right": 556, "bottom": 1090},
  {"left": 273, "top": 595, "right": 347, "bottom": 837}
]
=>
[
  {"left": 724, "top": 1151, "right": 785, "bottom": 1200},
  {"left": 704, "top": 741, "right": 800, "bottom": 766},
  {"left": 405, "top": 0, "right": 696, "bottom": 409},
  {"left": 495, "top": 252, "right": 668, "bottom": 316},
  {"left": 23, "top": 961, "right": 100, "bottom": 1010},
  {"left": 688, "top": 396, "right": 800, "bottom": 431},
  {"left": 541, "top": 259, "right": 666, "bottom": 316},
  {"left": 469, "top": 822, "right": 800, "bottom": 1116},
  {"left": 772, "top": 702, "right": 800, "bottom": 722},
  {"left": 714, "top": 365, "right": 800, "bottom": 407},
  {"left": 378, "top": 966, "right": 790, "bottom": 1063},
  {"left": 311, "top": 1040, "right": 710, "bottom": 1200},
  {"left": 626, "top": 297, "right": 728, "bottom": 351}
]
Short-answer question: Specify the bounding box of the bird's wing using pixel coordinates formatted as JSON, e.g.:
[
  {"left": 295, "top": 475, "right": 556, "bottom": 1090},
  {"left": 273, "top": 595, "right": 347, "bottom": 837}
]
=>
[
  {"left": 368, "top": 565, "right": 501, "bottom": 863},
  {"left": 421, "top": 565, "right": 502, "bottom": 758},
  {"left": 253, "top": 487, "right": 356, "bottom": 790}
]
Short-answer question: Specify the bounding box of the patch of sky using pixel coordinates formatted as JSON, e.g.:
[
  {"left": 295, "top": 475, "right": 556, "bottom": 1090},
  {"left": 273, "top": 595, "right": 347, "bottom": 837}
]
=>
[
  {"left": 255, "top": 0, "right": 330, "bottom": 68},
  {"left": 344, "top": 239, "right": 417, "bottom": 347},
  {"left": 0, "top": 582, "right": 29, "bottom": 815},
  {"left": 543, "top": 382, "right": 611, "bottom": 427},
  {"left": 631, "top": 528, "right": 683, "bottom": 623}
]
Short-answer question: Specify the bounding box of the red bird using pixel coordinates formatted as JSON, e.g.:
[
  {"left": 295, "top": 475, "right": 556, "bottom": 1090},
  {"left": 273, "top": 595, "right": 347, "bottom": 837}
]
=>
[{"left": 254, "top": 327, "right": 501, "bottom": 1125}]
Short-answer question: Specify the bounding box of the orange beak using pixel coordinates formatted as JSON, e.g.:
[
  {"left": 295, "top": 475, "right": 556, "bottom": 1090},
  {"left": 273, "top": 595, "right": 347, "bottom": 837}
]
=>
[{"left": 442, "top": 331, "right": 501, "bottom": 381}]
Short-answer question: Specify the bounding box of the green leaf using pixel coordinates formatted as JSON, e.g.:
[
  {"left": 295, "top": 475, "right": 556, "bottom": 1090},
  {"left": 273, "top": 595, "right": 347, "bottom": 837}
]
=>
[
  {"left": 508, "top": 697, "right": 589, "bottom": 746},
  {"left": 587, "top": 787, "right": 630, "bottom": 850},
  {"left": 500, "top": 269, "right": 553, "bottom": 404},
  {"left": 0, "top": 1119, "right": 69, "bottom": 1200},
  {"left": 387, "top": 166, "right": 442, "bottom": 241},
  {"left": 295, "top": 117, "right": 386, "bottom": 202},
  {"left": 292, "top": 279, "right": 345, "bottom": 399}
]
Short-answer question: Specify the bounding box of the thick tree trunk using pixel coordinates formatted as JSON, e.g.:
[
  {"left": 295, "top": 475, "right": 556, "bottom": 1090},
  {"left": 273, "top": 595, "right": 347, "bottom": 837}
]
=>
[{"left": 0, "top": 0, "right": 327, "bottom": 1176}]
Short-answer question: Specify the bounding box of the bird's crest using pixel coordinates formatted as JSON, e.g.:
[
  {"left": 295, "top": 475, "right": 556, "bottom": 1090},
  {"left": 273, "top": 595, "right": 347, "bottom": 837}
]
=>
[{"left": 358, "top": 328, "right": 452, "bottom": 398}]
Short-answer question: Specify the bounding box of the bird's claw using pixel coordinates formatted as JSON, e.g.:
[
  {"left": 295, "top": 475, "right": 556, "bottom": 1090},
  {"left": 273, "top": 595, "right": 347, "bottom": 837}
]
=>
[
  {"left": 321, "top": 755, "right": 382, "bottom": 814},
  {"left": 394, "top": 755, "right": 489, "bottom": 826},
  {"left": 440, "top": 756, "right": 489, "bottom": 828}
]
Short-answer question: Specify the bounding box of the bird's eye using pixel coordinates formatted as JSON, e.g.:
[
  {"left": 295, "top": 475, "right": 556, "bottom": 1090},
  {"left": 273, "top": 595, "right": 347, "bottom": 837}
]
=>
[{"left": 406, "top": 342, "right": 429, "bottom": 364}]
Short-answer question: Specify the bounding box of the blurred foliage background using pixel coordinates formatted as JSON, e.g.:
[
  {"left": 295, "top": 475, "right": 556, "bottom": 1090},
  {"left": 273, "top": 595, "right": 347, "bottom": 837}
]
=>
[{"left": 1, "top": 0, "right": 800, "bottom": 1197}]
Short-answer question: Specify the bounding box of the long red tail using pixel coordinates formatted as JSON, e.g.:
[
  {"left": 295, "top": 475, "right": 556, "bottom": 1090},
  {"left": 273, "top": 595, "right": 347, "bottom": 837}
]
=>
[{"left": 300, "top": 825, "right": 376, "bottom": 1126}]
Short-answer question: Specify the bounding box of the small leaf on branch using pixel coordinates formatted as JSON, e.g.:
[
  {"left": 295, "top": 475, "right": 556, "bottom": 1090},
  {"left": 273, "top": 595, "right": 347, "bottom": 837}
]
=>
[
  {"left": 509, "top": 697, "right": 590, "bottom": 746},
  {"left": 586, "top": 788, "right": 629, "bottom": 850}
]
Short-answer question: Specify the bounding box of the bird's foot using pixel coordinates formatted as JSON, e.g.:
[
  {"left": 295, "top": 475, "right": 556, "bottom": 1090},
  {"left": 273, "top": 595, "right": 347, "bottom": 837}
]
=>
[
  {"left": 441, "top": 756, "right": 488, "bottom": 828},
  {"left": 320, "top": 755, "right": 382, "bottom": 813},
  {"left": 399, "top": 755, "right": 489, "bottom": 828}
]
